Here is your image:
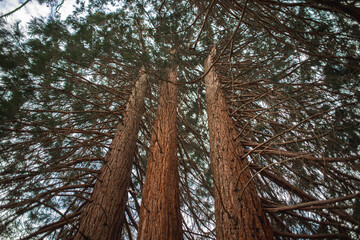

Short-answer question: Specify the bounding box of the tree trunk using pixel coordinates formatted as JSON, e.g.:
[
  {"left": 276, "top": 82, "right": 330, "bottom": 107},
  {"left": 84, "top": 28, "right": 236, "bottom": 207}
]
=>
[
  {"left": 74, "top": 67, "right": 147, "bottom": 240},
  {"left": 204, "top": 48, "right": 274, "bottom": 240},
  {"left": 137, "top": 66, "right": 183, "bottom": 240}
]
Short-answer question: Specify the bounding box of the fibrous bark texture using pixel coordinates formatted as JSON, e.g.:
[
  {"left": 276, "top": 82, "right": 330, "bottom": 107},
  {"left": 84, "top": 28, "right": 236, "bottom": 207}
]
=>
[
  {"left": 74, "top": 68, "right": 147, "bottom": 240},
  {"left": 204, "top": 48, "right": 273, "bottom": 240},
  {"left": 137, "top": 66, "right": 183, "bottom": 240}
]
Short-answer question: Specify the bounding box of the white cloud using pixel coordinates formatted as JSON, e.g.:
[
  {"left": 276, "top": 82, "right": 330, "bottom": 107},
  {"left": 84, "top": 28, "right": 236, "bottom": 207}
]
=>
[
  {"left": 0, "top": 0, "right": 77, "bottom": 26},
  {"left": 1, "top": 0, "right": 50, "bottom": 24}
]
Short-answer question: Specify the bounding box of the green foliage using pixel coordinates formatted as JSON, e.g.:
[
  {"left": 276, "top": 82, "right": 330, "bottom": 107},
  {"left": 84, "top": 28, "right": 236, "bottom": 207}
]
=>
[
  {"left": 0, "top": 21, "right": 34, "bottom": 130},
  {"left": 0, "top": 0, "right": 359, "bottom": 239}
]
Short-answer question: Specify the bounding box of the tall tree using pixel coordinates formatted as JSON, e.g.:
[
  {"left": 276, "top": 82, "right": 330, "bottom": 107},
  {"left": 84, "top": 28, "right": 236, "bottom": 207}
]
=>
[
  {"left": 137, "top": 60, "right": 183, "bottom": 240},
  {"left": 204, "top": 47, "right": 273, "bottom": 239},
  {"left": 74, "top": 67, "right": 147, "bottom": 240},
  {"left": 0, "top": 10, "right": 148, "bottom": 239}
]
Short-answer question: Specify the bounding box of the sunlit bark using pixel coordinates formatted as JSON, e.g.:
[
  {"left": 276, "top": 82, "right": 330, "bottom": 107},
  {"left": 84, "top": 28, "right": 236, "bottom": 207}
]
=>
[{"left": 137, "top": 65, "right": 183, "bottom": 240}]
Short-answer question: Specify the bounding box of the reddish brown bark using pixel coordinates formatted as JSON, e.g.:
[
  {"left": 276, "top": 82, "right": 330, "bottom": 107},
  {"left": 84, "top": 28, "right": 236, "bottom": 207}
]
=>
[
  {"left": 74, "top": 68, "right": 147, "bottom": 240},
  {"left": 204, "top": 48, "right": 273, "bottom": 240},
  {"left": 137, "top": 66, "right": 183, "bottom": 240}
]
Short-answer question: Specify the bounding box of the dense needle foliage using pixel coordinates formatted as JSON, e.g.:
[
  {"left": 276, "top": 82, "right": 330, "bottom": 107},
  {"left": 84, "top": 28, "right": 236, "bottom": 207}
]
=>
[{"left": 0, "top": 0, "right": 359, "bottom": 239}]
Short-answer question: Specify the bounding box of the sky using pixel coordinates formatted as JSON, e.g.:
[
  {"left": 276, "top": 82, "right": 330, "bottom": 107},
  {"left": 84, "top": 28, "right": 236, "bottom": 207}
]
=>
[{"left": 0, "top": 0, "right": 77, "bottom": 26}]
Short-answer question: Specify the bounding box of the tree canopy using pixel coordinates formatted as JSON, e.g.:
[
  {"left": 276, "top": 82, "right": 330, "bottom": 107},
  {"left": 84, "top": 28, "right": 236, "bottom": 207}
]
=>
[{"left": 0, "top": 0, "right": 359, "bottom": 239}]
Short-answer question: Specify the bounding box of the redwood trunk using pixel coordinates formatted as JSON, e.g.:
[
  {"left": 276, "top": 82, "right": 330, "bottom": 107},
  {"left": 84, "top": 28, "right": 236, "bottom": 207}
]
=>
[
  {"left": 74, "top": 68, "right": 147, "bottom": 240},
  {"left": 204, "top": 48, "right": 273, "bottom": 240},
  {"left": 137, "top": 66, "right": 183, "bottom": 240}
]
